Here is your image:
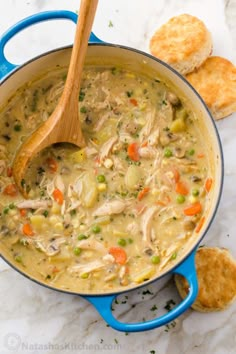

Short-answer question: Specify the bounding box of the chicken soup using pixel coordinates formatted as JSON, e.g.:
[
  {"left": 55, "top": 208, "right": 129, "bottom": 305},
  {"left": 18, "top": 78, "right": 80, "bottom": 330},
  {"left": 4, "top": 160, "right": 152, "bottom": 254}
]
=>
[{"left": 0, "top": 65, "right": 213, "bottom": 293}]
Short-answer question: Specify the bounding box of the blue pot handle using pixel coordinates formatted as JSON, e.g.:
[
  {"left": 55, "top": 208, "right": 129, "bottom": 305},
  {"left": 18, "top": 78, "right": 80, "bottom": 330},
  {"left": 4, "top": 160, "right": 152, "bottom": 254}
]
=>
[
  {"left": 0, "top": 10, "right": 103, "bottom": 80},
  {"left": 85, "top": 250, "right": 198, "bottom": 332}
]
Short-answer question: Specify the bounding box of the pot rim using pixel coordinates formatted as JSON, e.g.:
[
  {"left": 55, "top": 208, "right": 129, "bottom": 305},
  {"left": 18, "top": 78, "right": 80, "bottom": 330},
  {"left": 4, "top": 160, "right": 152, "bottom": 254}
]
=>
[{"left": 0, "top": 43, "right": 224, "bottom": 297}]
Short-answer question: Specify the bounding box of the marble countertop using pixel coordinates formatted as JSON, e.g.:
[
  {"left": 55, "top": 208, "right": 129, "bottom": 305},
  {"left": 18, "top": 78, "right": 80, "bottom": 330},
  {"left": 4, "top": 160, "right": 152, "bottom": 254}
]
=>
[{"left": 0, "top": 1, "right": 236, "bottom": 353}]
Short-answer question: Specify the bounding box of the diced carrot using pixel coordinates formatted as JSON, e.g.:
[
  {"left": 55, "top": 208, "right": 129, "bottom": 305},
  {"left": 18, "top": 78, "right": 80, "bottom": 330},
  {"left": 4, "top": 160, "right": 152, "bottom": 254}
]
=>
[
  {"left": 52, "top": 188, "right": 64, "bottom": 205},
  {"left": 22, "top": 223, "right": 34, "bottom": 236},
  {"left": 197, "top": 153, "right": 205, "bottom": 158},
  {"left": 127, "top": 142, "right": 140, "bottom": 161},
  {"left": 3, "top": 183, "right": 18, "bottom": 196},
  {"left": 175, "top": 181, "right": 189, "bottom": 195},
  {"left": 130, "top": 98, "right": 138, "bottom": 106},
  {"left": 109, "top": 247, "right": 127, "bottom": 265},
  {"left": 19, "top": 208, "right": 27, "bottom": 217},
  {"left": 195, "top": 216, "right": 206, "bottom": 233},
  {"left": 155, "top": 200, "right": 167, "bottom": 207},
  {"left": 138, "top": 187, "right": 150, "bottom": 201},
  {"left": 172, "top": 168, "right": 180, "bottom": 183},
  {"left": 135, "top": 203, "right": 147, "bottom": 215},
  {"left": 141, "top": 141, "right": 148, "bottom": 148},
  {"left": 183, "top": 202, "right": 202, "bottom": 216},
  {"left": 94, "top": 156, "right": 101, "bottom": 165},
  {"left": 52, "top": 266, "right": 60, "bottom": 273},
  {"left": 46, "top": 157, "right": 58, "bottom": 173},
  {"left": 7, "top": 167, "right": 13, "bottom": 177},
  {"left": 205, "top": 178, "right": 213, "bottom": 193},
  {"left": 155, "top": 194, "right": 171, "bottom": 207}
]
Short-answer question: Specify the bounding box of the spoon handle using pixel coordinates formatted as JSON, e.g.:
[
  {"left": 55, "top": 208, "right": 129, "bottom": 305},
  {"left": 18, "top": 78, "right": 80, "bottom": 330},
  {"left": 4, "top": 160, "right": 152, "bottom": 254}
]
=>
[{"left": 64, "top": 0, "right": 98, "bottom": 97}]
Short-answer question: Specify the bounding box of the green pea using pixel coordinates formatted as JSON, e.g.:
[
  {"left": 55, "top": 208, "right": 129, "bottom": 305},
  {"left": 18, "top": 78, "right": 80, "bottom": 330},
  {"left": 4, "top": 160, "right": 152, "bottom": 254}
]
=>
[
  {"left": 128, "top": 238, "right": 133, "bottom": 244},
  {"left": 80, "top": 106, "right": 87, "bottom": 113},
  {"left": 3, "top": 207, "right": 9, "bottom": 214},
  {"left": 151, "top": 255, "right": 160, "bottom": 264},
  {"left": 92, "top": 224, "right": 101, "bottom": 233},
  {"left": 14, "top": 124, "right": 22, "bottom": 132},
  {"left": 15, "top": 255, "right": 22, "bottom": 263},
  {"left": 170, "top": 252, "right": 177, "bottom": 260},
  {"left": 188, "top": 149, "right": 195, "bottom": 156},
  {"left": 192, "top": 188, "right": 199, "bottom": 196},
  {"left": 78, "top": 234, "right": 88, "bottom": 240},
  {"left": 176, "top": 195, "right": 185, "bottom": 204},
  {"left": 9, "top": 203, "right": 15, "bottom": 209},
  {"left": 97, "top": 175, "right": 106, "bottom": 183},
  {"left": 164, "top": 148, "right": 172, "bottom": 158},
  {"left": 73, "top": 247, "right": 82, "bottom": 256},
  {"left": 117, "top": 238, "right": 127, "bottom": 247},
  {"left": 81, "top": 272, "right": 89, "bottom": 279},
  {"left": 43, "top": 210, "right": 49, "bottom": 217}
]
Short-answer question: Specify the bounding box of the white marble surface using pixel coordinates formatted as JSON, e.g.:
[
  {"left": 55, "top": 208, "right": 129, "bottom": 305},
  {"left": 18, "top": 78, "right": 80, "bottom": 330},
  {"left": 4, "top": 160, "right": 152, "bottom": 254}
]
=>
[{"left": 0, "top": 1, "right": 236, "bottom": 353}]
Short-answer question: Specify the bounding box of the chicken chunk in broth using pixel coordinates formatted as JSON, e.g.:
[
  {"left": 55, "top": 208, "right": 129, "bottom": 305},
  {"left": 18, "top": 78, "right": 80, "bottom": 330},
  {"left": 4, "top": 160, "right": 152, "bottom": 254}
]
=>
[{"left": 0, "top": 65, "right": 213, "bottom": 294}]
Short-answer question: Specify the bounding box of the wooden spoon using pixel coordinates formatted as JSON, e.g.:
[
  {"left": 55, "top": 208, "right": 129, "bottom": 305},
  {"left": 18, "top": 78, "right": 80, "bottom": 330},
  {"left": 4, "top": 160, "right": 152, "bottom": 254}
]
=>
[{"left": 12, "top": 0, "right": 98, "bottom": 197}]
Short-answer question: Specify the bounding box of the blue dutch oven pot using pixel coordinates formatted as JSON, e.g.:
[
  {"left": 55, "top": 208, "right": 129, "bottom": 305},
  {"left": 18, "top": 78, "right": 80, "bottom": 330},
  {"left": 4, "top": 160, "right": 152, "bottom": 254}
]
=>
[{"left": 0, "top": 10, "right": 224, "bottom": 332}]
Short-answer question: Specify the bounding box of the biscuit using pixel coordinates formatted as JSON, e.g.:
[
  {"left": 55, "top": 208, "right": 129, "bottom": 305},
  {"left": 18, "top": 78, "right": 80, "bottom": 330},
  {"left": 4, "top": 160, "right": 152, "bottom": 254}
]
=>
[
  {"left": 186, "top": 56, "right": 236, "bottom": 119},
  {"left": 149, "top": 14, "right": 212, "bottom": 75},
  {"left": 175, "top": 247, "right": 236, "bottom": 312}
]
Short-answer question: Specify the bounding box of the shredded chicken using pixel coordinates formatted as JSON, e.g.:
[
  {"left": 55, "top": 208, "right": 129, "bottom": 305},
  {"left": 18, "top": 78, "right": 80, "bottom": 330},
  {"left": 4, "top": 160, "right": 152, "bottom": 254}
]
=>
[
  {"left": 139, "top": 146, "right": 157, "bottom": 159},
  {"left": 35, "top": 237, "right": 65, "bottom": 256},
  {"left": 93, "top": 112, "right": 110, "bottom": 132},
  {"left": 68, "top": 260, "right": 105, "bottom": 275},
  {"left": 99, "top": 136, "right": 118, "bottom": 161},
  {"left": 77, "top": 239, "right": 106, "bottom": 253},
  {"left": 139, "top": 110, "right": 156, "bottom": 142},
  {"left": 0, "top": 160, "right": 6, "bottom": 175},
  {"left": 17, "top": 199, "right": 52, "bottom": 209},
  {"left": 93, "top": 200, "right": 126, "bottom": 216},
  {"left": 141, "top": 206, "right": 158, "bottom": 248}
]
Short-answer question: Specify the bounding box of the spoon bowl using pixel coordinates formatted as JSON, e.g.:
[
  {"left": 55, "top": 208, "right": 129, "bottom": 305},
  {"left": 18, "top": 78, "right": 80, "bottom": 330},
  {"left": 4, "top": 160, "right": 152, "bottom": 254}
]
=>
[{"left": 12, "top": 0, "right": 98, "bottom": 197}]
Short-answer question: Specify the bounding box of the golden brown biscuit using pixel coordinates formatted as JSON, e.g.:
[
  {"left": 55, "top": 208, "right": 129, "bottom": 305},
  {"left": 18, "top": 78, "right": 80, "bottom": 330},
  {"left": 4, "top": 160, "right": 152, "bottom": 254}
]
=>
[
  {"left": 149, "top": 14, "right": 212, "bottom": 75},
  {"left": 175, "top": 247, "right": 236, "bottom": 312},
  {"left": 186, "top": 56, "right": 236, "bottom": 119}
]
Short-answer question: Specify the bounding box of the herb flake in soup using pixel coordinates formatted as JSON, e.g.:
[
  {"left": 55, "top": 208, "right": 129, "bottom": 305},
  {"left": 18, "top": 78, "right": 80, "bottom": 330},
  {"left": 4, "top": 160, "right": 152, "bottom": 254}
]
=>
[{"left": 0, "top": 65, "right": 213, "bottom": 294}]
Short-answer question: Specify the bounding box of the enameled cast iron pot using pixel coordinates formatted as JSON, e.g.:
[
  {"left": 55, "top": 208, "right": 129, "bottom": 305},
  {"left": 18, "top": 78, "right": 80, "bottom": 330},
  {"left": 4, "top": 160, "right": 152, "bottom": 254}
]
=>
[{"left": 0, "top": 11, "right": 224, "bottom": 332}]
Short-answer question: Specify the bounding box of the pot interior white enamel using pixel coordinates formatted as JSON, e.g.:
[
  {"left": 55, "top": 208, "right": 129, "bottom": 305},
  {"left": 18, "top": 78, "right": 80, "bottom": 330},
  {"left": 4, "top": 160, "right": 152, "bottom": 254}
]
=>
[{"left": 0, "top": 44, "right": 223, "bottom": 297}]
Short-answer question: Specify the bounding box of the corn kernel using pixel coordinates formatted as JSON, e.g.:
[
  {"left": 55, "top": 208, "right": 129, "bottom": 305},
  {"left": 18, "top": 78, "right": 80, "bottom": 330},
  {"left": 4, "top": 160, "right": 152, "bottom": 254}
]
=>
[
  {"left": 189, "top": 195, "right": 198, "bottom": 204},
  {"left": 51, "top": 202, "right": 61, "bottom": 214},
  {"left": 97, "top": 183, "right": 107, "bottom": 192},
  {"left": 49, "top": 215, "right": 60, "bottom": 225},
  {"left": 125, "top": 73, "right": 135, "bottom": 78},
  {"left": 54, "top": 222, "right": 64, "bottom": 232},
  {"left": 30, "top": 215, "right": 45, "bottom": 228},
  {"left": 103, "top": 158, "right": 113, "bottom": 169}
]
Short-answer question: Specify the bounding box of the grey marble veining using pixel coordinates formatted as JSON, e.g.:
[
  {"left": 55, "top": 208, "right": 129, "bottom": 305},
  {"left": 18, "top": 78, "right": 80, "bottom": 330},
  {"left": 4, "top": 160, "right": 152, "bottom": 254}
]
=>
[{"left": 0, "top": 1, "right": 236, "bottom": 353}]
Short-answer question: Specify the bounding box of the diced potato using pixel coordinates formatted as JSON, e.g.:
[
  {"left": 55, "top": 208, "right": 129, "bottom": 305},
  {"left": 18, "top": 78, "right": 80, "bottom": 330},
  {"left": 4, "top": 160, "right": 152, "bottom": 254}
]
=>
[
  {"left": 113, "top": 230, "right": 128, "bottom": 237},
  {"left": 30, "top": 215, "right": 45, "bottom": 229},
  {"left": 51, "top": 201, "right": 61, "bottom": 214},
  {"left": 70, "top": 148, "right": 87, "bottom": 163},
  {"left": 95, "top": 215, "right": 111, "bottom": 225},
  {"left": 170, "top": 118, "right": 186, "bottom": 133},
  {"left": 81, "top": 172, "right": 98, "bottom": 208},
  {"left": 54, "top": 222, "right": 64, "bottom": 232},
  {"left": 49, "top": 246, "right": 71, "bottom": 263},
  {"left": 125, "top": 165, "right": 142, "bottom": 190},
  {"left": 132, "top": 266, "right": 156, "bottom": 283}
]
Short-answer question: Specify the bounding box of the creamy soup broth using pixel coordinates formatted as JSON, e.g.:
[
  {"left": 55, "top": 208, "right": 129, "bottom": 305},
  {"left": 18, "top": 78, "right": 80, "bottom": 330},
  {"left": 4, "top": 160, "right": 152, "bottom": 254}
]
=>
[{"left": 0, "top": 65, "right": 213, "bottom": 294}]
